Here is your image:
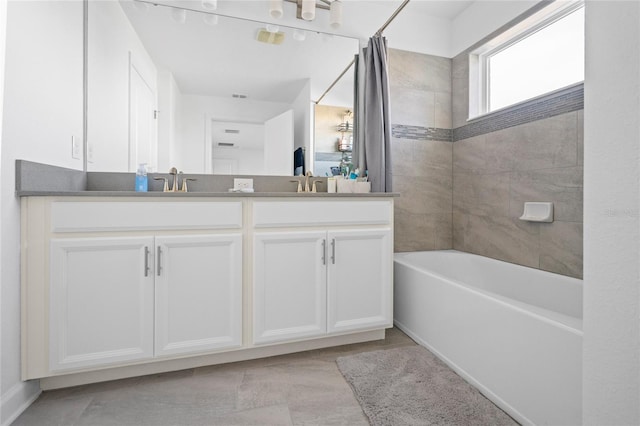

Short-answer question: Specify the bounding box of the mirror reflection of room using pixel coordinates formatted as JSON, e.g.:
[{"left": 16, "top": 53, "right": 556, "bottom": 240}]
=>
[
  {"left": 314, "top": 107, "right": 352, "bottom": 177},
  {"left": 86, "top": 0, "right": 358, "bottom": 176}
]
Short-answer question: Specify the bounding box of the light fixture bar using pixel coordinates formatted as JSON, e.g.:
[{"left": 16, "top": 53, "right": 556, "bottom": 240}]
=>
[{"left": 283, "top": 0, "right": 329, "bottom": 21}]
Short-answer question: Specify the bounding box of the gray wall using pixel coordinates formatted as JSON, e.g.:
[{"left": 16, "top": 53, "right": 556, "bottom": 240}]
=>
[
  {"left": 389, "top": 49, "right": 453, "bottom": 252},
  {"left": 388, "top": 47, "right": 583, "bottom": 279}
]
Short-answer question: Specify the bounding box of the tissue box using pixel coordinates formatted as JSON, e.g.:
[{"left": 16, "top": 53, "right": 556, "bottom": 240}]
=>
[{"left": 336, "top": 180, "right": 371, "bottom": 193}]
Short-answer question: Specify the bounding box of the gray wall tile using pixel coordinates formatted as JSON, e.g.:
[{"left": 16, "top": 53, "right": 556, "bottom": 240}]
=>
[
  {"left": 577, "top": 110, "right": 584, "bottom": 166},
  {"left": 390, "top": 86, "right": 436, "bottom": 128},
  {"left": 453, "top": 213, "right": 540, "bottom": 268},
  {"left": 394, "top": 173, "right": 452, "bottom": 215},
  {"left": 387, "top": 47, "right": 583, "bottom": 278},
  {"left": 452, "top": 110, "right": 583, "bottom": 278},
  {"left": 453, "top": 172, "right": 510, "bottom": 217},
  {"left": 389, "top": 49, "right": 453, "bottom": 252},
  {"left": 395, "top": 211, "right": 452, "bottom": 252},
  {"left": 452, "top": 134, "right": 487, "bottom": 173},
  {"left": 451, "top": 52, "right": 469, "bottom": 129},
  {"left": 435, "top": 92, "right": 453, "bottom": 129},
  {"left": 509, "top": 167, "right": 583, "bottom": 223},
  {"left": 539, "top": 221, "right": 583, "bottom": 278},
  {"left": 389, "top": 49, "right": 452, "bottom": 93}
]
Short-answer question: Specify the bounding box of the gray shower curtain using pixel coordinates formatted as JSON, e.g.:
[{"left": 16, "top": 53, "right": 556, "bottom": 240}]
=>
[{"left": 360, "top": 35, "right": 392, "bottom": 192}]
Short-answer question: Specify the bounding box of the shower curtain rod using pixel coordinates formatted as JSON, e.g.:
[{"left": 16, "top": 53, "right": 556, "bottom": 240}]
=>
[
  {"left": 376, "top": 0, "right": 411, "bottom": 36},
  {"left": 314, "top": 0, "right": 411, "bottom": 104},
  {"left": 315, "top": 58, "right": 355, "bottom": 104}
]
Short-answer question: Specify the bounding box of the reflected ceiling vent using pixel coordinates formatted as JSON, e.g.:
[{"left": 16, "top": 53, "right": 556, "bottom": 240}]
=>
[
  {"left": 224, "top": 129, "right": 240, "bottom": 134},
  {"left": 232, "top": 94, "right": 247, "bottom": 99},
  {"left": 217, "top": 142, "right": 235, "bottom": 147},
  {"left": 256, "top": 28, "right": 285, "bottom": 45}
]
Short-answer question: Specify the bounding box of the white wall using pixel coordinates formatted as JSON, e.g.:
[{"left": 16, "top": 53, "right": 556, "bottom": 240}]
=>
[
  {"left": 178, "top": 94, "right": 290, "bottom": 173},
  {"left": 1, "top": 1, "right": 84, "bottom": 424},
  {"left": 0, "top": 0, "right": 6, "bottom": 420},
  {"left": 583, "top": 1, "right": 640, "bottom": 424},
  {"left": 211, "top": 121, "right": 265, "bottom": 175},
  {"left": 157, "top": 70, "right": 181, "bottom": 173},
  {"left": 451, "top": 0, "right": 540, "bottom": 56},
  {"left": 87, "top": 0, "right": 157, "bottom": 172},
  {"left": 385, "top": 8, "right": 452, "bottom": 58}
]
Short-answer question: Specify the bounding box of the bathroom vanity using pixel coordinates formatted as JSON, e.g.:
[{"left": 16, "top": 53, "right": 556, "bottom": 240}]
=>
[{"left": 20, "top": 193, "right": 394, "bottom": 389}]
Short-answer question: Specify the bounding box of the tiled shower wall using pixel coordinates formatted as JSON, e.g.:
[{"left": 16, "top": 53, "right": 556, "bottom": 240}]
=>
[
  {"left": 451, "top": 53, "right": 583, "bottom": 279},
  {"left": 389, "top": 47, "right": 584, "bottom": 279},
  {"left": 389, "top": 49, "right": 454, "bottom": 252}
]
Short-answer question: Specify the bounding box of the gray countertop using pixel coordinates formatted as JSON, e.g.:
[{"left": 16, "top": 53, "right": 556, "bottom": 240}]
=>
[
  {"left": 17, "top": 190, "right": 399, "bottom": 197},
  {"left": 16, "top": 160, "right": 398, "bottom": 198}
]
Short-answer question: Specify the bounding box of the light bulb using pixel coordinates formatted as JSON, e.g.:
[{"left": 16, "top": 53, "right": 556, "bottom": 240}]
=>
[
  {"left": 202, "top": 0, "right": 217, "bottom": 10},
  {"left": 203, "top": 14, "right": 218, "bottom": 26},
  {"left": 301, "top": 0, "right": 315, "bottom": 21},
  {"left": 266, "top": 24, "right": 280, "bottom": 33},
  {"left": 269, "top": 0, "right": 284, "bottom": 19},
  {"left": 329, "top": 0, "right": 342, "bottom": 29},
  {"left": 171, "top": 8, "right": 187, "bottom": 24},
  {"left": 293, "top": 29, "right": 306, "bottom": 41}
]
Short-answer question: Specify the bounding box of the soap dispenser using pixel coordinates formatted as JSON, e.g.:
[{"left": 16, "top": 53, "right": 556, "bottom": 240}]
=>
[{"left": 135, "top": 163, "right": 148, "bottom": 192}]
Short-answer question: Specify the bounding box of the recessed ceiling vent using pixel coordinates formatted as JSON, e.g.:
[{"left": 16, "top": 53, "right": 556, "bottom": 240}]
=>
[
  {"left": 256, "top": 28, "right": 285, "bottom": 45},
  {"left": 224, "top": 129, "right": 240, "bottom": 134},
  {"left": 217, "top": 142, "right": 235, "bottom": 147},
  {"left": 232, "top": 94, "right": 247, "bottom": 99}
]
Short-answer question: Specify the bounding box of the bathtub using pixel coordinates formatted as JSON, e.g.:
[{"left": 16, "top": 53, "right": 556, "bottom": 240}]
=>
[{"left": 394, "top": 250, "right": 582, "bottom": 426}]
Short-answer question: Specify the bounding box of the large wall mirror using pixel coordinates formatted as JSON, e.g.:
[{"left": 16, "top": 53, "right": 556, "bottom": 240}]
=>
[{"left": 87, "top": 0, "right": 359, "bottom": 176}]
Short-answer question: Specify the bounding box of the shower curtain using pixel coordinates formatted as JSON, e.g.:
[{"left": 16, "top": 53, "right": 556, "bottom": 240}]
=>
[{"left": 357, "top": 35, "right": 392, "bottom": 192}]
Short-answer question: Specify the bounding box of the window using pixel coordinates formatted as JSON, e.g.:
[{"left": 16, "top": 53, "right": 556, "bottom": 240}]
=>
[{"left": 469, "top": 2, "right": 584, "bottom": 118}]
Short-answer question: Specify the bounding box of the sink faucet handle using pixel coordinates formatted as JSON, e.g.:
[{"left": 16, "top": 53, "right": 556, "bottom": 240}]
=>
[
  {"left": 153, "top": 177, "right": 169, "bottom": 192},
  {"left": 290, "top": 180, "right": 303, "bottom": 193},
  {"left": 311, "top": 180, "right": 323, "bottom": 193},
  {"left": 181, "top": 178, "right": 197, "bottom": 192}
]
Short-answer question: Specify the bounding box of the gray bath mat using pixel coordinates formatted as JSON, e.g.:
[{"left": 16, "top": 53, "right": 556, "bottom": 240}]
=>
[{"left": 336, "top": 346, "right": 518, "bottom": 426}]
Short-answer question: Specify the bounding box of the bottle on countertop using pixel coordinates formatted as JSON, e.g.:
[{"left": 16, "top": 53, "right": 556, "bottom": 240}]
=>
[{"left": 135, "top": 163, "right": 148, "bottom": 192}]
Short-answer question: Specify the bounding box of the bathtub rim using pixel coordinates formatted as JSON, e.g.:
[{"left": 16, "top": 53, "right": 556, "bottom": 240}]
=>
[{"left": 394, "top": 250, "right": 583, "bottom": 334}]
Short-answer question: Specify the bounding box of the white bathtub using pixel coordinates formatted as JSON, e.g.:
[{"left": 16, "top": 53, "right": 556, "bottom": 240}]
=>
[{"left": 394, "top": 250, "right": 582, "bottom": 426}]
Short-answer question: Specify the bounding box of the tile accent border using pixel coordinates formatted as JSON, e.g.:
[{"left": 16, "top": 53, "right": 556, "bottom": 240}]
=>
[
  {"left": 392, "top": 125, "right": 453, "bottom": 142},
  {"left": 453, "top": 83, "right": 584, "bottom": 142}
]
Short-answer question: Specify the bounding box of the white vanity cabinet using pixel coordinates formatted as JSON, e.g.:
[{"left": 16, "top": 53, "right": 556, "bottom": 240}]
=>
[
  {"left": 49, "top": 233, "right": 243, "bottom": 371},
  {"left": 21, "top": 195, "right": 394, "bottom": 386},
  {"left": 252, "top": 200, "right": 393, "bottom": 345},
  {"left": 23, "top": 198, "right": 243, "bottom": 377},
  {"left": 253, "top": 231, "right": 328, "bottom": 343},
  {"left": 50, "top": 236, "right": 155, "bottom": 371},
  {"left": 154, "top": 234, "right": 242, "bottom": 357}
]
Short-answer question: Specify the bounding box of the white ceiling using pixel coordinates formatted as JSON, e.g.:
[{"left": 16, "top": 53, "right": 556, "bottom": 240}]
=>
[{"left": 119, "top": 0, "right": 474, "bottom": 107}]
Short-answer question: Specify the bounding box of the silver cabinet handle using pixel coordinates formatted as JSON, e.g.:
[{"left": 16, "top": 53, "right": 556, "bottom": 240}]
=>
[
  {"left": 144, "top": 246, "right": 150, "bottom": 277},
  {"left": 322, "top": 239, "right": 326, "bottom": 265},
  {"left": 331, "top": 239, "right": 336, "bottom": 264},
  {"left": 157, "top": 246, "right": 162, "bottom": 276}
]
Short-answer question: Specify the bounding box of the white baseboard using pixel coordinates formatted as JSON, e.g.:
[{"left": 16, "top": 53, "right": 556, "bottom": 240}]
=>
[{"left": 1, "top": 380, "right": 41, "bottom": 426}]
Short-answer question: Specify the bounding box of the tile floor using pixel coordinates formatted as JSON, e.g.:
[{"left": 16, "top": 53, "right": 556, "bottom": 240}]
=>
[{"left": 14, "top": 328, "right": 417, "bottom": 425}]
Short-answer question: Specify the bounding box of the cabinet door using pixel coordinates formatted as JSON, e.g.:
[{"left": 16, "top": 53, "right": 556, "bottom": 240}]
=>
[
  {"left": 327, "top": 229, "right": 393, "bottom": 333},
  {"left": 155, "top": 234, "right": 242, "bottom": 357},
  {"left": 253, "top": 231, "right": 327, "bottom": 344},
  {"left": 50, "top": 237, "right": 154, "bottom": 372}
]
